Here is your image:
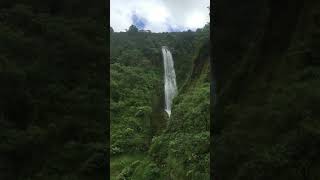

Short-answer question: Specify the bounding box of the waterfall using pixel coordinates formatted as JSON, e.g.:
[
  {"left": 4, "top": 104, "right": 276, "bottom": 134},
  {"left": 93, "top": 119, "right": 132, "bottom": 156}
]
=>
[{"left": 162, "top": 46, "right": 177, "bottom": 117}]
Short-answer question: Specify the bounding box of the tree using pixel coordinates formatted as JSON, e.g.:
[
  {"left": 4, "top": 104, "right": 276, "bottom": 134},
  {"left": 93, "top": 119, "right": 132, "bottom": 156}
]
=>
[{"left": 128, "top": 25, "right": 138, "bottom": 34}]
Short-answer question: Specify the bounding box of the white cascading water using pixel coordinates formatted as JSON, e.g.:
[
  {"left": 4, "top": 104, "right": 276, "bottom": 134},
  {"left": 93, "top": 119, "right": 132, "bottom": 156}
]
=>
[{"left": 162, "top": 46, "right": 177, "bottom": 117}]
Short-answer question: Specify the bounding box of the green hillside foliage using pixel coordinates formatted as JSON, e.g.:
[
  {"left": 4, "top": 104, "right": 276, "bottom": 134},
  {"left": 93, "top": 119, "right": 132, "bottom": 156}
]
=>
[
  {"left": 0, "top": 2, "right": 107, "bottom": 179},
  {"left": 110, "top": 63, "right": 160, "bottom": 155},
  {"left": 212, "top": 1, "right": 320, "bottom": 179},
  {"left": 110, "top": 24, "right": 209, "bottom": 179}
]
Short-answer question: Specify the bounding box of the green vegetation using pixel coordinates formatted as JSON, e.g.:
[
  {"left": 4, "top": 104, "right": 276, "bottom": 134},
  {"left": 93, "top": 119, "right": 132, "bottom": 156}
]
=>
[
  {"left": 0, "top": 1, "right": 210, "bottom": 179},
  {"left": 212, "top": 1, "right": 320, "bottom": 179},
  {"left": 110, "top": 24, "right": 209, "bottom": 179},
  {"left": 0, "top": 1, "right": 106, "bottom": 179},
  {"left": 110, "top": 153, "right": 145, "bottom": 180},
  {"left": 111, "top": 63, "right": 160, "bottom": 155}
]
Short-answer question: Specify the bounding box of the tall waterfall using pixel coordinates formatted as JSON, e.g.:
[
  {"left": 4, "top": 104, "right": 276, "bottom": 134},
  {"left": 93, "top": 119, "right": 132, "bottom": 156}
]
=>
[{"left": 162, "top": 46, "right": 177, "bottom": 117}]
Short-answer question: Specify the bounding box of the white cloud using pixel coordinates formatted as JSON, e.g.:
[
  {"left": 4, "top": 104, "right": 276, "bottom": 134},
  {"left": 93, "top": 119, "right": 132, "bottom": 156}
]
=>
[
  {"left": 185, "top": 11, "right": 208, "bottom": 29},
  {"left": 110, "top": 0, "right": 209, "bottom": 32}
]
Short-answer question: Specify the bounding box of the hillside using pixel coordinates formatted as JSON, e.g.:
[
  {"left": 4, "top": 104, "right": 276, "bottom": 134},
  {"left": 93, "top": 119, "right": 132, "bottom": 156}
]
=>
[
  {"left": 110, "top": 24, "right": 209, "bottom": 179},
  {"left": 0, "top": 1, "right": 107, "bottom": 179},
  {"left": 212, "top": 0, "right": 320, "bottom": 179}
]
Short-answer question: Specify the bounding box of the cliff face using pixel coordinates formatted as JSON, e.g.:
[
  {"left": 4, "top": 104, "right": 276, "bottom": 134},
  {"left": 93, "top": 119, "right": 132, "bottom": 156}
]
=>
[
  {"left": 147, "top": 40, "right": 210, "bottom": 180},
  {"left": 212, "top": 1, "right": 320, "bottom": 179},
  {"left": 110, "top": 28, "right": 209, "bottom": 179}
]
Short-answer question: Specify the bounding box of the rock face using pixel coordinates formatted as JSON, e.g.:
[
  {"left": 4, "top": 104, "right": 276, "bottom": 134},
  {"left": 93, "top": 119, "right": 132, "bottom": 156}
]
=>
[
  {"left": 212, "top": 1, "right": 320, "bottom": 179},
  {"left": 148, "top": 40, "right": 210, "bottom": 179}
]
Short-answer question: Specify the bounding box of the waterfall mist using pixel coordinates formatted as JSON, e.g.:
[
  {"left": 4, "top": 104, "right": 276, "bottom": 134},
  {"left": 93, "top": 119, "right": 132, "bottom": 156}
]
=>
[{"left": 162, "top": 46, "right": 177, "bottom": 117}]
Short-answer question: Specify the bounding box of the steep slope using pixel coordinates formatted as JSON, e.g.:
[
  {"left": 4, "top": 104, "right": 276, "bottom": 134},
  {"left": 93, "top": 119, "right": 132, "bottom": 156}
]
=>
[
  {"left": 0, "top": 1, "right": 107, "bottom": 180},
  {"left": 212, "top": 1, "right": 320, "bottom": 179},
  {"left": 149, "top": 40, "right": 210, "bottom": 179},
  {"left": 110, "top": 25, "right": 209, "bottom": 179},
  {"left": 110, "top": 28, "right": 203, "bottom": 179}
]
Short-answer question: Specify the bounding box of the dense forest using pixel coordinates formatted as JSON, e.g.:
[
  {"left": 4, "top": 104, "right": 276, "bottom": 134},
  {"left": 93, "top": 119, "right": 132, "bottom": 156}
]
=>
[
  {"left": 3, "top": 0, "right": 320, "bottom": 179},
  {"left": 110, "top": 24, "right": 209, "bottom": 179},
  {"left": 212, "top": 0, "right": 320, "bottom": 179},
  {"left": 0, "top": 1, "right": 107, "bottom": 179}
]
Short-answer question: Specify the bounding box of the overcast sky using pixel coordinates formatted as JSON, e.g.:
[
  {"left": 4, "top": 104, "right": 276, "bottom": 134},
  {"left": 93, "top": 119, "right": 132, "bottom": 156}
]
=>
[{"left": 110, "top": 0, "right": 210, "bottom": 32}]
